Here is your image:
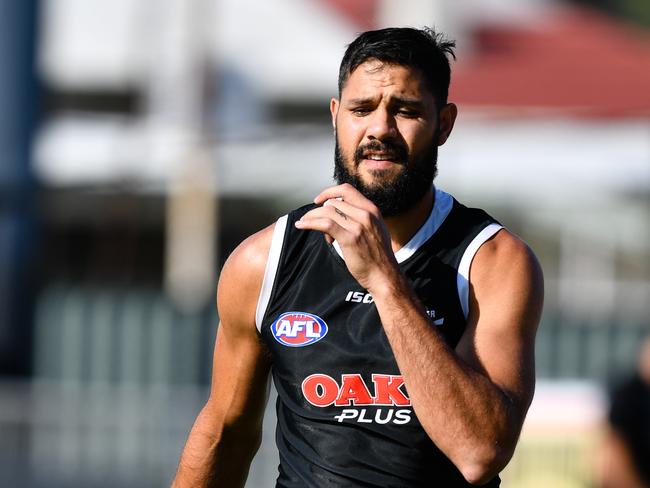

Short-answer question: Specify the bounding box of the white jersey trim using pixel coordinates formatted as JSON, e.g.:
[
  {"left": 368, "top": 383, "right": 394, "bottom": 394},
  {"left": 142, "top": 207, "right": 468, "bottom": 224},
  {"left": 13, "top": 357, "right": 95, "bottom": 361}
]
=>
[
  {"left": 255, "top": 215, "right": 288, "bottom": 333},
  {"left": 457, "top": 223, "right": 504, "bottom": 320},
  {"left": 333, "top": 187, "right": 454, "bottom": 264}
]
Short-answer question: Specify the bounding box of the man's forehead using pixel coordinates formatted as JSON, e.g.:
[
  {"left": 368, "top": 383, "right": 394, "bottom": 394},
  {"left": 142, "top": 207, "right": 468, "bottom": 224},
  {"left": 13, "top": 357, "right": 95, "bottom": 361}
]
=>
[
  {"left": 341, "top": 60, "right": 432, "bottom": 101},
  {"left": 356, "top": 58, "right": 393, "bottom": 75},
  {"left": 348, "top": 59, "right": 422, "bottom": 82}
]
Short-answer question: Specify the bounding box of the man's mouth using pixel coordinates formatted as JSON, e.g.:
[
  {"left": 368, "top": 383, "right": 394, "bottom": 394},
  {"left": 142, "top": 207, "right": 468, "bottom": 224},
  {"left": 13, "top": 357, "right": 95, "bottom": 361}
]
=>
[
  {"left": 360, "top": 154, "right": 400, "bottom": 170},
  {"left": 353, "top": 141, "right": 407, "bottom": 168},
  {"left": 364, "top": 153, "right": 397, "bottom": 161}
]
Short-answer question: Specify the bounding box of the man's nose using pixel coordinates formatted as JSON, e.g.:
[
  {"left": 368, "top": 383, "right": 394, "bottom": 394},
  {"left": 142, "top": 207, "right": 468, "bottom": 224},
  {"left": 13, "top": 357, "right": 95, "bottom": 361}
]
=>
[{"left": 366, "top": 108, "right": 398, "bottom": 141}]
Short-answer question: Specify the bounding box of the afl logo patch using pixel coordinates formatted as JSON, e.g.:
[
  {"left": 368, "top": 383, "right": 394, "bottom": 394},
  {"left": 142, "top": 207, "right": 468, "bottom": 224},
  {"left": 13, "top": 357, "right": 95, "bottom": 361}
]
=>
[{"left": 271, "top": 312, "right": 328, "bottom": 347}]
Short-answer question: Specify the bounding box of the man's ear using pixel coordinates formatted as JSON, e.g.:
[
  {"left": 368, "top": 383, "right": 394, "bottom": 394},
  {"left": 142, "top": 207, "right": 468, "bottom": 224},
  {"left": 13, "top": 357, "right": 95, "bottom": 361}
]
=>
[
  {"left": 330, "top": 98, "right": 339, "bottom": 130},
  {"left": 437, "top": 103, "right": 458, "bottom": 146}
]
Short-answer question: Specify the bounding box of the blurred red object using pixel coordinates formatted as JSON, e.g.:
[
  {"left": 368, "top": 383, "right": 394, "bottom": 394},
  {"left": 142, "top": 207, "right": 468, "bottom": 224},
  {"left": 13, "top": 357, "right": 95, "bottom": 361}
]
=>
[{"left": 451, "top": 6, "right": 650, "bottom": 118}]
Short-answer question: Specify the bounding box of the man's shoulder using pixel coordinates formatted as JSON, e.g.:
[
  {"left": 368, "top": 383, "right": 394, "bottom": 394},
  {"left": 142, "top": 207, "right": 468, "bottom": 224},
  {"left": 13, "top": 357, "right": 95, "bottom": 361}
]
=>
[
  {"left": 444, "top": 192, "right": 500, "bottom": 228},
  {"left": 431, "top": 189, "right": 501, "bottom": 253},
  {"left": 222, "top": 202, "right": 317, "bottom": 279},
  {"left": 475, "top": 229, "right": 537, "bottom": 267},
  {"left": 222, "top": 221, "right": 277, "bottom": 284},
  {"left": 470, "top": 228, "right": 544, "bottom": 312},
  {"left": 216, "top": 220, "right": 280, "bottom": 329}
]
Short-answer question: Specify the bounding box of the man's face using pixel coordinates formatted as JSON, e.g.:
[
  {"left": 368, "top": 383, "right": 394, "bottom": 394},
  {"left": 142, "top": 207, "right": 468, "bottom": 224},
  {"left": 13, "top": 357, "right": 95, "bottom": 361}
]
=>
[{"left": 331, "top": 60, "right": 453, "bottom": 217}]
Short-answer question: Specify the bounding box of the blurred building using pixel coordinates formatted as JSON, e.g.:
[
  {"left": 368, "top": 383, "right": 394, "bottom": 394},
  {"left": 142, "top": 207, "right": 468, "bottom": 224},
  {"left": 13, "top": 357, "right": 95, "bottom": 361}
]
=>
[
  {"left": 32, "top": 0, "right": 650, "bottom": 379},
  {"left": 0, "top": 0, "right": 648, "bottom": 486}
]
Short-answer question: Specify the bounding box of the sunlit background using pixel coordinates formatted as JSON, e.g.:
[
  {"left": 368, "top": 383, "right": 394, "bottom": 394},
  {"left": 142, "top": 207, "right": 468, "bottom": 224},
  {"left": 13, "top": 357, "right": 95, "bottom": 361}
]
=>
[{"left": 1, "top": 0, "right": 649, "bottom": 486}]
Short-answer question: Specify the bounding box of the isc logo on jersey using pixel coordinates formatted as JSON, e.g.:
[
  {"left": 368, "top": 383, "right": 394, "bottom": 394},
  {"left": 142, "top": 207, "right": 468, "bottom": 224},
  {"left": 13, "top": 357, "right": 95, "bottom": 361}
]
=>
[{"left": 271, "top": 312, "right": 328, "bottom": 347}]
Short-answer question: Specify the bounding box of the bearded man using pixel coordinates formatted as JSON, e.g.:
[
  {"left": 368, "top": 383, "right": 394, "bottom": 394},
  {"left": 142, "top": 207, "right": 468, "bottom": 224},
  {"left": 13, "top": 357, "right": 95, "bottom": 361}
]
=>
[{"left": 173, "top": 27, "right": 544, "bottom": 488}]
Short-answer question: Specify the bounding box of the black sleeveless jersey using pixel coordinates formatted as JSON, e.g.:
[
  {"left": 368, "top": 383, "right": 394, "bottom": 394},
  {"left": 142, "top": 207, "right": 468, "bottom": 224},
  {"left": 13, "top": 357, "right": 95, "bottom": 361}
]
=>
[{"left": 256, "top": 188, "right": 503, "bottom": 488}]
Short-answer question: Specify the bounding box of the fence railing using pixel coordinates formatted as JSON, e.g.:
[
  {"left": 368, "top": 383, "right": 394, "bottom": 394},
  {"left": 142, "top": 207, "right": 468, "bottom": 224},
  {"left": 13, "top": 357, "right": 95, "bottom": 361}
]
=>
[{"left": 33, "top": 284, "right": 649, "bottom": 386}]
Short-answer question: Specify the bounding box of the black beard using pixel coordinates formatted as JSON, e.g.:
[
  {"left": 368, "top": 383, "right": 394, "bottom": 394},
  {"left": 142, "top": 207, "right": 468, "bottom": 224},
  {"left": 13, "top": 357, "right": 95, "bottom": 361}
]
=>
[{"left": 333, "top": 135, "right": 438, "bottom": 218}]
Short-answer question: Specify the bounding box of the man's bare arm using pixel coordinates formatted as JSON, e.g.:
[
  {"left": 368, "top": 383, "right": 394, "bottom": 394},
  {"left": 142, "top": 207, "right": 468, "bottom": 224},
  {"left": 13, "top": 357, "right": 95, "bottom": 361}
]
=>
[
  {"left": 172, "top": 225, "right": 274, "bottom": 488},
  {"left": 371, "top": 230, "right": 542, "bottom": 484},
  {"left": 296, "top": 184, "right": 543, "bottom": 485}
]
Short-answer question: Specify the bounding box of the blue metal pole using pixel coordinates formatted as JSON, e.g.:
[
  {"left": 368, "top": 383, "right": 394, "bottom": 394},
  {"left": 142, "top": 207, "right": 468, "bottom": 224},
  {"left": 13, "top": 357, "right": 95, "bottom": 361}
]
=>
[{"left": 0, "top": 0, "right": 40, "bottom": 375}]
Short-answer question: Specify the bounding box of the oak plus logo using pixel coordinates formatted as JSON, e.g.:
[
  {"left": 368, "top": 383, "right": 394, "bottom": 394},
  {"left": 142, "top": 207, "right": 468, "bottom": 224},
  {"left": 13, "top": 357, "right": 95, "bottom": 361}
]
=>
[
  {"left": 271, "top": 312, "right": 328, "bottom": 347},
  {"left": 301, "top": 373, "right": 412, "bottom": 425}
]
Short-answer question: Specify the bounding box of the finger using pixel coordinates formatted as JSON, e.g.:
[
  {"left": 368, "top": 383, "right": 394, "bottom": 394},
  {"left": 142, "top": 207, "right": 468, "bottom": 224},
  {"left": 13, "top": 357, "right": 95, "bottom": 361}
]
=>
[
  {"left": 314, "top": 183, "right": 366, "bottom": 206},
  {"left": 300, "top": 205, "right": 357, "bottom": 231},
  {"left": 294, "top": 216, "right": 350, "bottom": 243},
  {"left": 313, "top": 184, "right": 378, "bottom": 214},
  {"left": 297, "top": 207, "right": 356, "bottom": 247},
  {"left": 323, "top": 198, "right": 374, "bottom": 228}
]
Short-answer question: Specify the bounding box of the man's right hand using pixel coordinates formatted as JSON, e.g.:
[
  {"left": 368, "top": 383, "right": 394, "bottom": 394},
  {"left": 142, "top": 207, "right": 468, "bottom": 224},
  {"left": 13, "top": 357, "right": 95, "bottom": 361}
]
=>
[{"left": 295, "top": 183, "right": 401, "bottom": 293}]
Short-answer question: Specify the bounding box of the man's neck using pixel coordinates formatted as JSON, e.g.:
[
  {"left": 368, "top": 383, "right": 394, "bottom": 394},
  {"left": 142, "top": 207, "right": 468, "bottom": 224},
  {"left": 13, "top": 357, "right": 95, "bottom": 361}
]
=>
[{"left": 384, "top": 188, "right": 435, "bottom": 253}]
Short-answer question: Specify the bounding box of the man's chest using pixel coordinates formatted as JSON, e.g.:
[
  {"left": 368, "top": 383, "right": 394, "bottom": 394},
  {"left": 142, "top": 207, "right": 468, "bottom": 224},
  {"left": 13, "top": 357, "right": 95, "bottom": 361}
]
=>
[{"left": 261, "top": 255, "right": 466, "bottom": 372}]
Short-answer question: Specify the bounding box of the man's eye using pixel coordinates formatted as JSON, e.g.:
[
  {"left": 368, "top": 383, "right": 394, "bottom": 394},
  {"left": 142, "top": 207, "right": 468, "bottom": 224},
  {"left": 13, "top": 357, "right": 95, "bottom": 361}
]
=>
[
  {"left": 398, "top": 110, "right": 419, "bottom": 118},
  {"left": 351, "top": 108, "right": 371, "bottom": 116}
]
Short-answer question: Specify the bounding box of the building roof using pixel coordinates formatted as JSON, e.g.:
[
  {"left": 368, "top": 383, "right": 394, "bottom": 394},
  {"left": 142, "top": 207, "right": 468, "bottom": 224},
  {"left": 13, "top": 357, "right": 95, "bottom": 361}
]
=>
[
  {"left": 317, "top": 0, "right": 377, "bottom": 31},
  {"left": 450, "top": 6, "right": 650, "bottom": 118}
]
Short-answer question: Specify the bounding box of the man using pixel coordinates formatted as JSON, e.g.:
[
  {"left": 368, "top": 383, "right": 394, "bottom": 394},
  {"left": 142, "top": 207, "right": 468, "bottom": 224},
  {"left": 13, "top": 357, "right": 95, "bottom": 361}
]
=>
[
  {"left": 599, "top": 336, "right": 650, "bottom": 488},
  {"left": 173, "top": 27, "right": 543, "bottom": 487}
]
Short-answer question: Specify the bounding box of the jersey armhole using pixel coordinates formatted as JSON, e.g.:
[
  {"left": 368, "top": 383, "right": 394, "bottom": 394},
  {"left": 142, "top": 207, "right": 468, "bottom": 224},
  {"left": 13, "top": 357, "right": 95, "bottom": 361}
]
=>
[
  {"left": 255, "top": 215, "right": 288, "bottom": 333},
  {"left": 457, "top": 223, "right": 504, "bottom": 320}
]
